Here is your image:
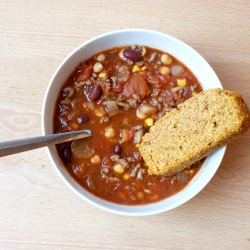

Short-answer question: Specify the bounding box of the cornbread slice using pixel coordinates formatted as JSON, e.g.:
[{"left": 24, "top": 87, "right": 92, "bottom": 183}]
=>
[{"left": 139, "top": 88, "right": 250, "bottom": 176}]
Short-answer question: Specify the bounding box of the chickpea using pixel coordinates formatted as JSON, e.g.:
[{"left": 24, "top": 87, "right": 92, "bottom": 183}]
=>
[
  {"left": 113, "top": 164, "right": 124, "bottom": 174},
  {"left": 90, "top": 155, "right": 101, "bottom": 164},
  {"left": 97, "top": 53, "right": 106, "bottom": 62},
  {"left": 104, "top": 127, "right": 115, "bottom": 138},
  {"left": 161, "top": 54, "right": 172, "bottom": 65},
  {"left": 159, "top": 66, "right": 170, "bottom": 75},
  {"left": 93, "top": 62, "right": 104, "bottom": 73}
]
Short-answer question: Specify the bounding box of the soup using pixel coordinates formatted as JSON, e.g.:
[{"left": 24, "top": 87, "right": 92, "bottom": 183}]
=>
[{"left": 54, "top": 45, "right": 203, "bottom": 205}]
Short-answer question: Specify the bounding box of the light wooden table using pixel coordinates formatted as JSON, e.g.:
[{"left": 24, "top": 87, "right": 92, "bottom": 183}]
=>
[{"left": 0, "top": 1, "right": 250, "bottom": 249}]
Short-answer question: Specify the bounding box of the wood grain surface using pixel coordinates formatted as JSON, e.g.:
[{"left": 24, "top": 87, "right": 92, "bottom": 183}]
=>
[{"left": 0, "top": 0, "right": 250, "bottom": 249}]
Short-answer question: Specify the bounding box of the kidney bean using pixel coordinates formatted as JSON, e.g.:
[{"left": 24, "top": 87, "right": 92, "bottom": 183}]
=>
[
  {"left": 77, "top": 114, "right": 89, "bottom": 124},
  {"left": 114, "top": 144, "right": 122, "bottom": 154},
  {"left": 123, "top": 48, "right": 142, "bottom": 62},
  {"left": 61, "top": 145, "right": 72, "bottom": 163},
  {"left": 77, "top": 64, "right": 93, "bottom": 82},
  {"left": 88, "top": 85, "right": 102, "bottom": 101}
]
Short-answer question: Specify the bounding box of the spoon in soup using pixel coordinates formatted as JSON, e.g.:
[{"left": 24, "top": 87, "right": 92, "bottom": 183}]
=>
[{"left": 0, "top": 130, "right": 91, "bottom": 157}]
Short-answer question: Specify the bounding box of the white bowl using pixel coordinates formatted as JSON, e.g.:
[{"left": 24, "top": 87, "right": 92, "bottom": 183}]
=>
[{"left": 42, "top": 29, "right": 226, "bottom": 216}]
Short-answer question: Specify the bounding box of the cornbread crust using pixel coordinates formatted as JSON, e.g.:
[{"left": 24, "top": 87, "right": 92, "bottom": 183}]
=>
[{"left": 139, "top": 89, "right": 250, "bottom": 176}]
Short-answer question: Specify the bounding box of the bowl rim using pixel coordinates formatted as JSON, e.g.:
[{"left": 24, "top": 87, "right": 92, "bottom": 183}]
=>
[{"left": 42, "top": 28, "right": 226, "bottom": 216}]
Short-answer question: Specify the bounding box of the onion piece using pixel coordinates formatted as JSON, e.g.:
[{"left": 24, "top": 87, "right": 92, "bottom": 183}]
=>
[
  {"left": 103, "top": 101, "right": 119, "bottom": 114},
  {"left": 171, "top": 86, "right": 183, "bottom": 92},
  {"left": 133, "top": 129, "right": 143, "bottom": 144},
  {"left": 63, "top": 87, "right": 74, "bottom": 98},
  {"left": 120, "top": 129, "right": 134, "bottom": 143},
  {"left": 170, "top": 65, "right": 184, "bottom": 76},
  {"left": 136, "top": 103, "right": 157, "bottom": 119}
]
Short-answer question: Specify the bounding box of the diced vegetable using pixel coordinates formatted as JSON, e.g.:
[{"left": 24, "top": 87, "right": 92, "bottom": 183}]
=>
[
  {"left": 170, "top": 65, "right": 184, "bottom": 76},
  {"left": 176, "top": 172, "right": 188, "bottom": 182},
  {"left": 144, "top": 118, "right": 154, "bottom": 127},
  {"left": 132, "top": 65, "right": 141, "bottom": 72},
  {"left": 177, "top": 79, "right": 187, "bottom": 87},
  {"left": 171, "top": 86, "right": 183, "bottom": 92},
  {"left": 136, "top": 103, "right": 157, "bottom": 119},
  {"left": 103, "top": 101, "right": 119, "bottom": 115},
  {"left": 113, "top": 164, "right": 124, "bottom": 174},
  {"left": 141, "top": 47, "right": 147, "bottom": 56},
  {"left": 98, "top": 72, "right": 108, "bottom": 78},
  {"left": 133, "top": 129, "right": 143, "bottom": 144},
  {"left": 120, "top": 129, "right": 134, "bottom": 143},
  {"left": 86, "top": 176, "right": 95, "bottom": 190}
]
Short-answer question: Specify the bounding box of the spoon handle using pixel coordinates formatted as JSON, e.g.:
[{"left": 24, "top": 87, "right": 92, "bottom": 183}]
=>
[{"left": 0, "top": 130, "right": 91, "bottom": 157}]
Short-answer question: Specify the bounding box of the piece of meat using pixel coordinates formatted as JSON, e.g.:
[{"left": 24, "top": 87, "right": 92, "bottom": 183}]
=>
[{"left": 122, "top": 73, "right": 149, "bottom": 99}]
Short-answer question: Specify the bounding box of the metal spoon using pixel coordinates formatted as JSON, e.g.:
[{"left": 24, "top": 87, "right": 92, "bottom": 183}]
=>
[{"left": 0, "top": 130, "right": 91, "bottom": 157}]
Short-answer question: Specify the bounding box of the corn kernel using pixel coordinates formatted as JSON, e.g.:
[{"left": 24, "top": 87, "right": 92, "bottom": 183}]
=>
[
  {"left": 113, "top": 164, "right": 124, "bottom": 174},
  {"left": 123, "top": 173, "right": 130, "bottom": 180},
  {"left": 192, "top": 92, "right": 197, "bottom": 96},
  {"left": 177, "top": 79, "right": 187, "bottom": 87},
  {"left": 132, "top": 65, "right": 141, "bottom": 72},
  {"left": 159, "top": 66, "right": 170, "bottom": 75},
  {"left": 135, "top": 144, "right": 139, "bottom": 148},
  {"left": 90, "top": 155, "right": 101, "bottom": 164},
  {"left": 104, "top": 127, "right": 115, "bottom": 138},
  {"left": 94, "top": 107, "right": 105, "bottom": 117},
  {"left": 141, "top": 66, "right": 147, "bottom": 71},
  {"left": 161, "top": 54, "right": 172, "bottom": 65},
  {"left": 145, "top": 118, "right": 154, "bottom": 127},
  {"left": 98, "top": 72, "right": 107, "bottom": 78}
]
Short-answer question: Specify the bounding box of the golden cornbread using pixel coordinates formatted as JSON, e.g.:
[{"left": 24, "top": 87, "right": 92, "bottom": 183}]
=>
[{"left": 139, "top": 89, "right": 250, "bottom": 176}]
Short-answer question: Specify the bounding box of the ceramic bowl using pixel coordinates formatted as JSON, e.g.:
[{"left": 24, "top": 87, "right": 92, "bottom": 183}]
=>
[{"left": 42, "top": 29, "right": 226, "bottom": 216}]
